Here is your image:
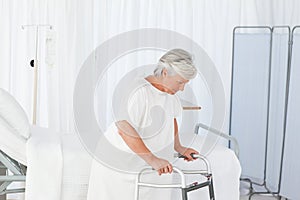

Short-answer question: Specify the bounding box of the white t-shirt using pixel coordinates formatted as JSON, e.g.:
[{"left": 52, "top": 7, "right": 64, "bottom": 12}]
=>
[{"left": 105, "top": 77, "right": 182, "bottom": 161}]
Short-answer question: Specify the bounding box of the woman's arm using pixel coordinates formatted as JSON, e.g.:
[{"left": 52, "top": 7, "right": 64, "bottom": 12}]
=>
[
  {"left": 174, "top": 118, "right": 199, "bottom": 161},
  {"left": 116, "top": 120, "right": 173, "bottom": 175}
]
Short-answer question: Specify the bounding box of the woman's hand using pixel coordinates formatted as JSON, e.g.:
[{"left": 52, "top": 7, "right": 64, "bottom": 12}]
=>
[
  {"left": 173, "top": 119, "right": 199, "bottom": 162},
  {"left": 178, "top": 147, "right": 199, "bottom": 162},
  {"left": 148, "top": 155, "right": 173, "bottom": 175}
]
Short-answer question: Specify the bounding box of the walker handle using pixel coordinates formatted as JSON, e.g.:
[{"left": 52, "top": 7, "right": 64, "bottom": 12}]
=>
[
  {"left": 174, "top": 153, "right": 211, "bottom": 173},
  {"left": 176, "top": 153, "right": 199, "bottom": 159}
]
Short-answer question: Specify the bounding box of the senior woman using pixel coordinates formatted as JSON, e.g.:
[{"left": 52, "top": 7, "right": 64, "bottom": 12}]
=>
[{"left": 87, "top": 49, "right": 199, "bottom": 200}]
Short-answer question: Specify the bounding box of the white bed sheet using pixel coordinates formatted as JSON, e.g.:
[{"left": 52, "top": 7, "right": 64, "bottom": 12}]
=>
[
  {"left": 60, "top": 134, "right": 92, "bottom": 200},
  {"left": 25, "top": 126, "right": 63, "bottom": 200},
  {"left": 87, "top": 133, "right": 241, "bottom": 200},
  {"left": 0, "top": 121, "right": 27, "bottom": 165},
  {"left": 172, "top": 137, "right": 241, "bottom": 200},
  {"left": 0, "top": 125, "right": 92, "bottom": 200},
  {"left": 172, "top": 133, "right": 241, "bottom": 200},
  {"left": 0, "top": 125, "right": 240, "bottom": 200},
  {"left": 26, "top": 126, "right": 93, "bottom": 200}
]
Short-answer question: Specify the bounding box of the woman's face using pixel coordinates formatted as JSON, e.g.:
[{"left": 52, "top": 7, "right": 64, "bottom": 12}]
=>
[{"left": 162, "top": 72, "right": 189, "bottom": 95}]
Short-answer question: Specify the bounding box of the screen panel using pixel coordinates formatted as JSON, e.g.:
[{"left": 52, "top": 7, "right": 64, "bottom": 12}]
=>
[
  {"left": 280, "top": 27, "right": 300, "bottom": 199},
  {"left": 230, "top": 28, "right": 271, "bottom": 182}
]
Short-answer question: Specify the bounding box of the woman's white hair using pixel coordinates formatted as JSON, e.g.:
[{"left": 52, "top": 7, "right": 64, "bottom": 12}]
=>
[{"left": 153, "top": 49, "right": 197, "bottom": 80}]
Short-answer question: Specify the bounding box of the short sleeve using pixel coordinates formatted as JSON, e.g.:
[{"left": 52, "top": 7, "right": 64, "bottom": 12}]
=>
[
  {"left": 127, "top": 87, "right": 147, "bottom": 128},
  {"left": 112, "top": 79, "right": 148, "bottom": 122},
  {"left": 173, "top": 95, "right": 182, "bottom": 117}
]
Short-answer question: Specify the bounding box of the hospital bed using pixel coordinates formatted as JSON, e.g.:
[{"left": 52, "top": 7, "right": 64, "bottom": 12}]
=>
[
  {"left": 0, "top": 88, "right": 241, "bottom": 200},
  {"left": 0, "top": 88, "right": 93, "bottom": 200},
  {"left": 0, "top": 126, "right": 93, "bottom": 200}
]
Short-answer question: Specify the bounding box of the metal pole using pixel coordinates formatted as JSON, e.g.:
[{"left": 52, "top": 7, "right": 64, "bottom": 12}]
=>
[
  {"left": 277, "top": 25, "right": 300, "bottom": 195},
  {"left": 32, "top": 26, "right": 39, "bottom": 125},
  {"left": 21, "top": 24, "right": 52, "bottom": 125}
]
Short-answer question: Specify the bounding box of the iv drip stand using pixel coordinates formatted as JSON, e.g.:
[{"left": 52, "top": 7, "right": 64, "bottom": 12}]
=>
[{"left": 21, "top": 24, "right": 52, "bottom": 125}]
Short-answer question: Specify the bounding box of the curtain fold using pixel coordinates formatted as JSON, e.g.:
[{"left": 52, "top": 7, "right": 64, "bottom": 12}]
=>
[{"left": 1, "top": 0, "right": 300, "bottom": 134}]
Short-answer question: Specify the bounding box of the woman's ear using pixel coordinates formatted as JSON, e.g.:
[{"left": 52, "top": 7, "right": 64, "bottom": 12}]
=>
[{"left": 162, "top": 68, "right": 168, "bottom": 77}]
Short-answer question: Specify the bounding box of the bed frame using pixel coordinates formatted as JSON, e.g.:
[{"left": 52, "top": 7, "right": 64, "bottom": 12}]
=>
[{"left": 0, "top": 150, "right": 26, "bottom": 196}]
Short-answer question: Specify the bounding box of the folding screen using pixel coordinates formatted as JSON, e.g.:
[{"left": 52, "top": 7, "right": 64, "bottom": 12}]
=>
[{"left": 230, "top": 26, "right": 290, "bottom": 196}]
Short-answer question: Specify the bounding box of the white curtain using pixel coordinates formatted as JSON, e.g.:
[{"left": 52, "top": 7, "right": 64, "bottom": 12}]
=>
[{"left": 1, "top": 0, "right": 300, "bottom": 134}]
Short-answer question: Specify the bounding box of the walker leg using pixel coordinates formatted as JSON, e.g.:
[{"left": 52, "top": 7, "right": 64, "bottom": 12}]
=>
[
  {"left": 134, "top": 184, "right": 139, "bottom": 200},
  {"left": 181, "top": 188, "right": 188, "bottom": 200},
  {"left": 209, "top": 177, "right": 215, "bottom": 200}
]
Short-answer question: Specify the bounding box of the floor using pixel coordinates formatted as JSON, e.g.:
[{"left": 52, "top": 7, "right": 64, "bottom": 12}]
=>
[
  {"left": 4, "top": 195, "right": 283, "bottom": 200},
  {"left": 4, "top": 196, "right": 282, "bottom": 200},
  {"left": 3, "top": 189, "right": 285, "bottom": 200},
  {"left": 3, "top": 196, "right": 283, "bottom": 200},
  {"left": 240, "top": 194, "right": 282, "bottom": 200},
  {"left": 239, "top": 181, "right": 284, "bottom": 200}
]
